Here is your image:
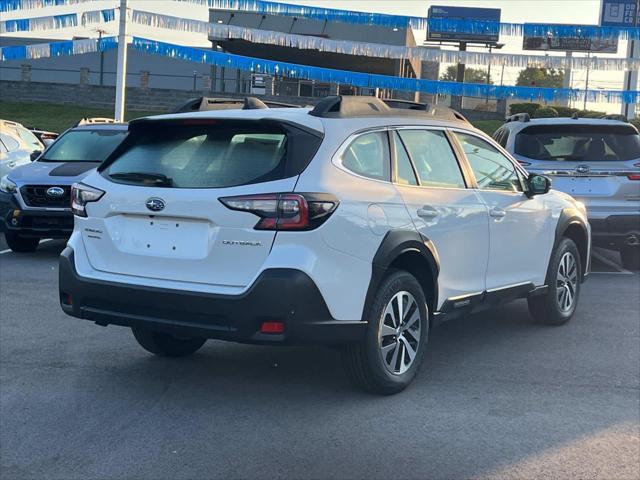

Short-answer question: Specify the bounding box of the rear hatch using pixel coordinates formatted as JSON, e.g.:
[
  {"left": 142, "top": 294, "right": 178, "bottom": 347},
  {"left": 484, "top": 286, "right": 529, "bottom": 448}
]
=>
[
  {"left": 85, "top": 117, "right": 322, "bottom": 288},
  {"left": 513, "top": 123, "right": 640, "bottom": 213}
]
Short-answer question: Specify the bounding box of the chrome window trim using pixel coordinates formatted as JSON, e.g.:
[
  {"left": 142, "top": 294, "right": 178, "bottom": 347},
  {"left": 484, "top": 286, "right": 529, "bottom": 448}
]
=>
[
  {"left": 390, "top": 126, "right": 471, "bottom": 191},
  {"left": 449, "top": 127, "right": 530, "bottom": 193}
]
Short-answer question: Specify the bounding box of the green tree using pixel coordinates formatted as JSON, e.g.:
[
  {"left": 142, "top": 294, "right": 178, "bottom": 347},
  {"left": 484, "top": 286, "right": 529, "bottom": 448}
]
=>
[
  {"left": 440, "top": 65, "right": 492, "bottom": 84},
  {"left": 516, "top": 67, "right": 564, "bottom": 88}
]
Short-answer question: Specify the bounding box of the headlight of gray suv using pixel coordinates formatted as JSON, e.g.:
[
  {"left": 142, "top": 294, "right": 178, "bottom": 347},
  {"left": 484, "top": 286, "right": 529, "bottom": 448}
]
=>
[{"left": 0, "top": 175, "right": 17, "bottom": 194}]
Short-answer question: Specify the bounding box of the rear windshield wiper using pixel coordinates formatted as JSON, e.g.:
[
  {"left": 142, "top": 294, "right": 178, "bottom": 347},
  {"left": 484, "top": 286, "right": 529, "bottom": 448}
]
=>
[{"left": 109, "top": 171, "right": 173, "bottom": 187}]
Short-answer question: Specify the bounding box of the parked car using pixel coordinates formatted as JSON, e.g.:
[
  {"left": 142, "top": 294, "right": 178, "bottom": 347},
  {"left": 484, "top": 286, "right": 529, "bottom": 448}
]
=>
[
  {"left": 28, "top": 127, "right": 59, "bottom": 147},
  {"left": 494, "top": 115, "right": 640, "bottom": 270},
  {"left": 0, "top": 120, "right": 44, "bottom": 178},
  {"left": 59, "top": 96, "right": 590, "bottom": 394},
  {"left": 0, "top": 123, "right": 128, "bottom": 252}
]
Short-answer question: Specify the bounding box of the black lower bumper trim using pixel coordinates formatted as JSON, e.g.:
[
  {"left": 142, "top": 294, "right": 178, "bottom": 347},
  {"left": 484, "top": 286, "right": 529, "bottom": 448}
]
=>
[
  {"left": 59, "top": 248, "right": 366, "bottom": 345},
  {"left": 590, "top": 215, "right": 640, "bottom": 248},
  {"left": 0, "top": 191, "right": 73, "bottom": 238}
]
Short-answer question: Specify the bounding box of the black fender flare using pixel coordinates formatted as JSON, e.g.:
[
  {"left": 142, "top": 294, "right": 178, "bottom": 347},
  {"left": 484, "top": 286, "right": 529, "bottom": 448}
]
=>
[
  {"left": 549, "top": 208, "right": 590, "bottom": 281},
  {"left": 362, "top": 230, "right": 440, "bottom": 320}
]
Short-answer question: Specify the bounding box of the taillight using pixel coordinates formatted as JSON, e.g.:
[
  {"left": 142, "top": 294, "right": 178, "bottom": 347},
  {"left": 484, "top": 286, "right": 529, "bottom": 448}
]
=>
[
  {"left": 219, "top": 193, "right": 338, "bottom": 231},
  {"left": 71, "top": 183, "right": 105, "bottom": 217},
  {"left": 628, "top": 174, "right": 640, "bottom": 181}
]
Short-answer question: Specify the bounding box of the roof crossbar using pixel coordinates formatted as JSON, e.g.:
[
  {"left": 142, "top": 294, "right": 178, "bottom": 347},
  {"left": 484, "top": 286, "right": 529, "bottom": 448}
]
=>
[{"left": 309, "top": 96, "right": 469, "bottom": 123}]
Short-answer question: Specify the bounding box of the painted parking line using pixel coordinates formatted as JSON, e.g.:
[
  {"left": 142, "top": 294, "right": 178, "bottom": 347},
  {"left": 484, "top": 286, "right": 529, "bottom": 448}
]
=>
[
  {"left": 0, "top": 238, "right": 53, "bottom": 255},
  {"left": 591, "top": 249, "right": 633, "bottom": 275}
]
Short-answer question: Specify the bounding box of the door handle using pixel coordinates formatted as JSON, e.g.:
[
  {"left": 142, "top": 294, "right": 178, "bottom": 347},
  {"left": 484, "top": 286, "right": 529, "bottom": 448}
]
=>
[
  {"left": 8, "top": 162, "right": 15, "bottom": 168},
  {"left": 489, "top": 207, "right": 506, "bottom": 218},
  {"left": 417, "top": 206, "right": 438, "bottom": 219}
]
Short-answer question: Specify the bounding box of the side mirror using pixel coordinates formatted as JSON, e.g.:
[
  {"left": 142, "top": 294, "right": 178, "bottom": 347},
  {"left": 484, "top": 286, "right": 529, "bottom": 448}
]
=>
[
  {"left": 528, "top": 174, "right": 551, "bottom": 196},
  {"left": 30, "top": 150, "right": 42, "bottom": 161}
]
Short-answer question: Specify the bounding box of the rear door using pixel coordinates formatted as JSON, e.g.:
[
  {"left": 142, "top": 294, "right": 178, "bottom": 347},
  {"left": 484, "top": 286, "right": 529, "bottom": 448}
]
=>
[
  {"left": 513, "top": 123, "right": 640, "bottom": 216},
  {"left": 391, "top": 128, "right": 490, "bottom": 308},
  {"left": 83, "top": 119, "right": 321, "bottom": 289}
]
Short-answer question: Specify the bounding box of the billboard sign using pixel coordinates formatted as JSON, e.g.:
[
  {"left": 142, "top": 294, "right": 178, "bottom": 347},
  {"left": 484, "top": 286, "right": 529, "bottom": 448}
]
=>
[
  {"left": 522, "top": 26, "right": 619, "bottom": 53},
  {"left": 599, "top": 0, "right": 639, "bottom": 27},
  {"left": 427, "top": 6, "right": 501, "bottom": 43}
]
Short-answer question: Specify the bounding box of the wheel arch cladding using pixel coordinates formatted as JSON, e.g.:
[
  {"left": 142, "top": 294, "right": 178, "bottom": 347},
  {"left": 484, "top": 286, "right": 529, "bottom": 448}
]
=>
[
  {"left": 556, "top": 208, "right": 589, "bottom": 281},
  {"left": 363, "top": 230, "right": 440, "bottom": 319}
]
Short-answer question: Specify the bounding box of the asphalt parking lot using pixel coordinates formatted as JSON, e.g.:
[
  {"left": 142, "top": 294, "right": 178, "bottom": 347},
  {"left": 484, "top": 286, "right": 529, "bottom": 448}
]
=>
[{"left": 1, "top": 238, "right": 638, "bottom": 480}]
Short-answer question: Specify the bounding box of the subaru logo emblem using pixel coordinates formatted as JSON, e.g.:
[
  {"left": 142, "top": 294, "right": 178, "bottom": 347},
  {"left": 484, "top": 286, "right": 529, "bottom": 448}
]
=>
[
  {"left": 145, "top": 197, "right": 165, "bottom": 212},
  {"left": 576, "top": 165, "right": 591, "bottom": 174},
  {"left": 46, "top": 187, "right": 65, "bottom": 198}
]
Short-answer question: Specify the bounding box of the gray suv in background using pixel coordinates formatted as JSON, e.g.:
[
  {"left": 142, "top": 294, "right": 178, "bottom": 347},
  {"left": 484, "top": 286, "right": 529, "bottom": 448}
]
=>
[
  {"left": 0, "top": 123, "right": 128, "bottom": 252},
  {"left": 495, "top": 116, "right": 640, "bottom": 270}
]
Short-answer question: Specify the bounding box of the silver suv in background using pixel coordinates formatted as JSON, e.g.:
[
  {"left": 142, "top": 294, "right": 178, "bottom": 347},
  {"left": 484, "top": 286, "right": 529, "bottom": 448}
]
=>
[
  {"left": 495, "top": 116, "right": 640, "bottom": 270},
  {"left": 0, "top": 120, "right": 45, "bottom": 178}
]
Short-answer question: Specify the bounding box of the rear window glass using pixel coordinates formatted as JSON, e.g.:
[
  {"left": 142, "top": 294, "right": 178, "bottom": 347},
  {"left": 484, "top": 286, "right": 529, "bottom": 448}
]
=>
[
  {"left": 42, "top": 129, "right": 127, "bottom": 162},
  {"left": 515, "top": 124, "right": 640, "bottom": 161},
  {"left": 103, "top": 121, "right": 318, "bottom": 189}
]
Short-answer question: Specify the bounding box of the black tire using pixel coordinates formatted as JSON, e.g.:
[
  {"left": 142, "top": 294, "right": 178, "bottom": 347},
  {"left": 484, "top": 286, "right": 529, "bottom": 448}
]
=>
[
  {"left": 131, "top": 328, "right": 206, "bottom": 357},
  {"left": 4, "top": 233, "right": 39, "bottom": 253},
  {"left": 528, "top": 237, "right": 581, "bottom": 326},
  {"left": 620, "top": 246, "right": 640, "bottom": 271},
  {"left": 342, "top": 271, "right": 429, "bottom": 395}
]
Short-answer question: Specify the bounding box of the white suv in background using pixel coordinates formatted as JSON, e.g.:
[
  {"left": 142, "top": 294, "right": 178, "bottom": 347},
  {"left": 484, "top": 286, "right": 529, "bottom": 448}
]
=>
[
  {"left": 494, "top": 115, "right": 640, "bottom": 270},
  {"left": 59, "top": 96, "right": 590, "bottom": 394}
]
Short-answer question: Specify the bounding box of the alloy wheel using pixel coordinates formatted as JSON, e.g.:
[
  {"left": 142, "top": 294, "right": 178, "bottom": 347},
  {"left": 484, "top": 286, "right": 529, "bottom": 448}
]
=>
[
  {"left": 378, "top": 291, "right": 422, "bottom": 375},
  {"left": 556, "top": 251, "right": 578, "bottom": 312}
]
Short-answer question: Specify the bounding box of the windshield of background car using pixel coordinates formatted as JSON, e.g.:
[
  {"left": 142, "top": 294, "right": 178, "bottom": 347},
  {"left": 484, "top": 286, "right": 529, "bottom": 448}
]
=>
[
  {"left": 102, "top": 121, "right": 320, "bottom": 188},
  {"left": 40, "top": 129, "right": 128, "bottom": 162},
  {"left": 514, "top": 124, "right": 640, "bottom": 162}
]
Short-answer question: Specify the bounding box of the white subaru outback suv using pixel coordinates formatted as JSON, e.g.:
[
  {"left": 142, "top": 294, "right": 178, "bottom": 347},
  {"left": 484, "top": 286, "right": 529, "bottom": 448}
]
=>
[{"left": 59, "top": 96, "right": 590, "bottom": 394}]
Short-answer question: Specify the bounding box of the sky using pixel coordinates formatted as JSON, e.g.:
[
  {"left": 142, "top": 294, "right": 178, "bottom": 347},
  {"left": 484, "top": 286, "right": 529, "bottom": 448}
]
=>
[{"left": 1, "top": 0, "right": 636, "bottom": 112}]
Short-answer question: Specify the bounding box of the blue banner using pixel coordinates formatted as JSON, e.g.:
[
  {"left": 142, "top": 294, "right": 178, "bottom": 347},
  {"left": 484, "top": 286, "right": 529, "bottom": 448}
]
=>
[{"left": 131, "top": 37, "right": 639, "bottom": 104}]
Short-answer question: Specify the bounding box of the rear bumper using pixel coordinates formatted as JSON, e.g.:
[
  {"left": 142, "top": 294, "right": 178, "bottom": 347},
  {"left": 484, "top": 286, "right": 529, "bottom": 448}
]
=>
[
  {"left": 59, "top": 248, "right": 366, "bottom": 345},
  {"left": 0, "top": 191, "right": 73, "bottom": 238},
  {"left": 590, "top": 215, "right": 640, "bottom": 248}
]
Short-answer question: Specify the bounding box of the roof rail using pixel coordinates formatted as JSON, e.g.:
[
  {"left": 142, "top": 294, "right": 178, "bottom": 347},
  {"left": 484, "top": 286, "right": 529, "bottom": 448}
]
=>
[
  {"left": 505, "top": 113, "right": 530, "bottom": 123},
  {"left": 382, "top": 99, "right": 429, "bottom": 110},
  {"left": 600, "top": 114, "right": 627, "bottom": 122},
  {"left": 172, "top": 96, "right": 303, "bottom": 113},
  {"left": 76, "top": 117, "right": 115, "bottom": 126},
  {"left": 309, "top": 96, "right": 470, "bottom": 123}
]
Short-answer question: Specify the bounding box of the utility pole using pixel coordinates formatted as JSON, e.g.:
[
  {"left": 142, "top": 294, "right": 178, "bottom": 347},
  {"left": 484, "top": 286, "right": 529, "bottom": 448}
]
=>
[
  {"left": 583, "top": 52, "right": 591, "bottom": 111},
  {"left": 622, "top": 38, "right": 639, "bottom": 120},
  {"left": 114, "top": 0, "right": 128, "bottom": 122},
  {"left": 485, "top": 44, "right": 492, "bottom": 104},
  {"left": 563, "top": 51, "right": 573, "bottom": 108},
  {"left": 96, "top": 28, "right": 106, "bottom": 86}
]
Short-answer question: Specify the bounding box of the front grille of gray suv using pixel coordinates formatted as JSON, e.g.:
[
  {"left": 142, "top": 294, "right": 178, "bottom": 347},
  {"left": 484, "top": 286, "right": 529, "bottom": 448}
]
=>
[{"left": 20, "top": 185, "right": 71, "bottom": 208}]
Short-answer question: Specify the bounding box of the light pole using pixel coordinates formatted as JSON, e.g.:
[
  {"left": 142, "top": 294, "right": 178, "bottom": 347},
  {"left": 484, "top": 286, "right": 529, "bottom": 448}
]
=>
[
  {"left": 583, "top": 52, "right": 591, "bottom": 111},
  {"left": 114, "top": 0, "right": 128, "bottom": 122}
]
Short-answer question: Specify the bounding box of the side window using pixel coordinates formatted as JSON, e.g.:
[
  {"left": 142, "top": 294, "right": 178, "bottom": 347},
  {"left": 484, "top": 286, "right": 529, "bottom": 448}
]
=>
[
  {"left": 397, "top": 129, "right": 466, "bottom": 188},
  {"left": 0, "top": 134, "right": 20, "bottom": 152},
  {"left": 341, "top": 131, "right": 390, "bottom": 181},
  {"left": 454, "top": 132, "right": 522, "bottom": 192},
  {"left": 493, "top": 128, "right": 509, "bottom": 148},
  {"left": 392, "top": 131, "right": 418, "bottom": 186}
]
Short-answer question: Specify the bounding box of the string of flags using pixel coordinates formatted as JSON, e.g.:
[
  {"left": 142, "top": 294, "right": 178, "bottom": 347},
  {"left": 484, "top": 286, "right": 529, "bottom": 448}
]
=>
[
  {"left": 2, "top": 0, "right": 640, "bottom": 40},
  {"left": 2, "top": 35, "right": 638, "bottom": 104}
]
